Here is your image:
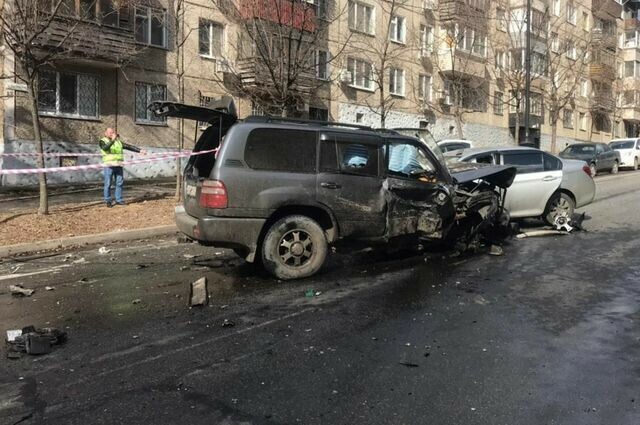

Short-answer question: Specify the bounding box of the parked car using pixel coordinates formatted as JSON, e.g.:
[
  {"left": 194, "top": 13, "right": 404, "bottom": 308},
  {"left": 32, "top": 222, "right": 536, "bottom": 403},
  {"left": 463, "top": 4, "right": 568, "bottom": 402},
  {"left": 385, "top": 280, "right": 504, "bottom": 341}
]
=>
[
  {"left": 454, "top": 147, "right": 595, "bottom": 224},
  {"left": 437, "top": 139, "right": 474, "bottom": 153},
  {"left": 151, "top": 101, "right": 515, "bottom": 280},
  {"left": 559, "top": 142, "right": 620, "bottom": 176},
  {"left": 609, "top": 138, "right": 640, "bottom": 170}
]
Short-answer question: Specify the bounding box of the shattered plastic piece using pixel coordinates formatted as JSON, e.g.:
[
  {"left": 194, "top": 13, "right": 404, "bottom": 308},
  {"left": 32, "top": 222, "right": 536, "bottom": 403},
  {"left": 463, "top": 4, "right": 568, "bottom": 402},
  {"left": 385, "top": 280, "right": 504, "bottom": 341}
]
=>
[
  {"left": 132, "top": 299, "right": 142, "bottom": 305},
  {"left": 6, "top": 330, "right": 22, "bottom": 342},
  {"left": 304, "top": 289, "right": 315, "bottom": 298},
  {"left": 183, "top": 254, "right": 199, "bottom": 259},
  {"left": 72, "top": 258, "right": 86, "bottom": 264},
  {"left": 516, "top": 230, "right": 568, "bottom": 239},
  {"left": 45, "top": 286, "right": 55, "bottom": 291},
  {"left": 189, "top": 277, "right": 209, "bottom": 307},
  {"left": 222, "top": 319, "right": 235, "bottom": 328},
  {"left": 9, "top": 284, "right": 34, "bottom": 297},
  {"left": 98, "top": 247, "right": 111, "bottom": 254},
  {"left": 488, "top": 245, "right": 504, "bottom": 256},
  {"left": 136, "top": 264, "right": 148, "bottom": 270},
  {"left": 314, "top": 291, "right": 322, "bottom": 296},
  {"left": 399, "top": 360, "right": 419, "bottom": 368}
]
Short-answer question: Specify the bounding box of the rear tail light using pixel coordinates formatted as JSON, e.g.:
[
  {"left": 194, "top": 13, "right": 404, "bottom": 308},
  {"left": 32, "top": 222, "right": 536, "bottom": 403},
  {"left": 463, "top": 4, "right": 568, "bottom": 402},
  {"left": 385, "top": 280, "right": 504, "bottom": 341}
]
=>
[
  {"left": 582, "top": 165, "right": 592, "bottom": 178},
  {"left": 199, "top": 180, "right": 228, "bottom": 209}
]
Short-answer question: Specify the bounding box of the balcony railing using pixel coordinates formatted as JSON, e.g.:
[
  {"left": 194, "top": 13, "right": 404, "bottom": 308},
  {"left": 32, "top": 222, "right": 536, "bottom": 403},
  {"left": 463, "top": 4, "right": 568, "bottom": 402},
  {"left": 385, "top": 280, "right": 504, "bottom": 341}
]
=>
[
  {"left": 592, "top": 28, "right": 617, "bottom": 49},
  {"left": 590, "top": 93, "right": 616, "bottom": 112},
  {"left": 438, "top": 0, "right": 487, "bottom": 21},
  {"left": 592, "top": 0, "right": 623, "bottom": 20},
  {"left": 236, "top": 57, "right": 316, "bottom": 92}
]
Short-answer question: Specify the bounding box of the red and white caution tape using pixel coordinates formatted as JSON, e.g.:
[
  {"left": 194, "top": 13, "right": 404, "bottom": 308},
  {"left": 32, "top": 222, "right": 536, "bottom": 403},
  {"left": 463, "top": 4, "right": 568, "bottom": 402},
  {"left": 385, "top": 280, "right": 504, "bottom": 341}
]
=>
[
  {"left": 0, "top": 151, "right": 192, "bottom": 157},
  {"left": 0, "top": 149, "right": 216, "bottom": 175}
]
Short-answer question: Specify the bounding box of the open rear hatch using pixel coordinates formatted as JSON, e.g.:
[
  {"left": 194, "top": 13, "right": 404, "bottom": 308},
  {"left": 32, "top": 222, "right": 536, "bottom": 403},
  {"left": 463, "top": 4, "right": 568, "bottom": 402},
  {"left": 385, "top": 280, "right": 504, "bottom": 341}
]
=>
[{"left": 149, "top": 97, "right": 238, "bottom": 218}]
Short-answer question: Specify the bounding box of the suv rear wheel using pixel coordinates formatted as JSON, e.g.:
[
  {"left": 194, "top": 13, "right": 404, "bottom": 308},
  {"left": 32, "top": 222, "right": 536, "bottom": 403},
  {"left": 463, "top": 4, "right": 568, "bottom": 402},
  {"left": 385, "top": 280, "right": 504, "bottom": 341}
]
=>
[{"left": 262, "top": 215, "right": 328, "bottom": 280}]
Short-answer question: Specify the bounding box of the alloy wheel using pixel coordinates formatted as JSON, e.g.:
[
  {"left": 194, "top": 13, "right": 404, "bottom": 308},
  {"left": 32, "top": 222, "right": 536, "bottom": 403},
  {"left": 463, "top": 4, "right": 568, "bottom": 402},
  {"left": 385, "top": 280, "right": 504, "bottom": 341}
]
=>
[{"left": 279, "top": 229, "right": 314, "bottom": 267}]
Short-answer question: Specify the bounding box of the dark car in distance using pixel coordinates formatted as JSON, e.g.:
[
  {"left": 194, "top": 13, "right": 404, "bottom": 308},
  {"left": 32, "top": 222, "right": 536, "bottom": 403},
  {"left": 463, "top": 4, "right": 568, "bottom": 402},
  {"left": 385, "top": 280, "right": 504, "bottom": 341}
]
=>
[
  {"left": 150, "top": 100, "right": 515, "bottom": 280},
  {"left": 559, "top": 142, "right": 620, "bottom": 177}
]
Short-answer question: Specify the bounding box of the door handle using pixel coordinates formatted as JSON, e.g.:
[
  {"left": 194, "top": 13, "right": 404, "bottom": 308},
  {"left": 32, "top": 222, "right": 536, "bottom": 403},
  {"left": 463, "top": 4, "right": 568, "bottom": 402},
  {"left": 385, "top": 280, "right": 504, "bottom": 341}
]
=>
[
  {"left": 542, "top": 176, "right": 558, "bottom": 181},
  {"left": 320, "top": 182, "right": 341, "bottom": 189}
]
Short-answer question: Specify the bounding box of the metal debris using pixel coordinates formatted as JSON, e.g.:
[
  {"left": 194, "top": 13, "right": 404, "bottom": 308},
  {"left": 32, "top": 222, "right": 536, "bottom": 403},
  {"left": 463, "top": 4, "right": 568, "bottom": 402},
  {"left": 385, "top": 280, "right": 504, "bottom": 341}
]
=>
[
  {"left": 222, "top": 319, "right": 235, "bottom": 328},
  {"left": 399, "top": 360, "right": 419, "bottom": 368},
  {"left": 488, "top": 245, "right": 504, "bottom": 256},
  {"left": 6, "top": 326, "right": 67, "bottom": 358},
  {"left": 45, "top": 286, "right": 55, "bottom": 291},
  {"left": 9, "top": 284, "right": 34, "bottom": 297},
  {"left": 554, "top": 213, "right": 573, "bottom": 232},
  {"left": 516, "top": 230, "right": 569, "bottom": 239}
]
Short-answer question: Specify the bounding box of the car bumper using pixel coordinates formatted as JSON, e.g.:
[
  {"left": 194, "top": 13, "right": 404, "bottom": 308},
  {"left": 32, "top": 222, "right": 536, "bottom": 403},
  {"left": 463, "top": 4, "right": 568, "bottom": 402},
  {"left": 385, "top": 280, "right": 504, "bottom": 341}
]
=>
[{"left": 175, "top": 206, "right": 266, "bottom": 263}]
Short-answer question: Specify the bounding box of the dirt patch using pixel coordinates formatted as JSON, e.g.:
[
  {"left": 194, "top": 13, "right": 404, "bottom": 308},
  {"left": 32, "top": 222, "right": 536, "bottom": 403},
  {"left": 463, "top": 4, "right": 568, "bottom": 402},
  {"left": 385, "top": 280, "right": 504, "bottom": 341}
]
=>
[{"left": 0, "top": 198, "right": 177, "bottom": 245}]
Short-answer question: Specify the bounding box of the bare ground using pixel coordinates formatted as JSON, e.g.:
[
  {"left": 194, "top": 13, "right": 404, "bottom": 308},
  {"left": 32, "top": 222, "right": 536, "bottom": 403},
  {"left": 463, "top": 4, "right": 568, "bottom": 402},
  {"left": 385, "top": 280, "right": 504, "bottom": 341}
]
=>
[{"left": 0, "top": 198, "right": 177, "bottom": 245}]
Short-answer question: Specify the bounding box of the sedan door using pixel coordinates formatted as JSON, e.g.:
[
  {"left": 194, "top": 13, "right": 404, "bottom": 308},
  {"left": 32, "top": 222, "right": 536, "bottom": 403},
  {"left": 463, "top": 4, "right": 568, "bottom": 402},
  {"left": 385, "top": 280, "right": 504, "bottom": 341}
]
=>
[
  {"left": 499, "top": 151, "right": 562, "bottom": 217},
  {"left": 595, "top": 144, "right": 610, "bottom": 170}
]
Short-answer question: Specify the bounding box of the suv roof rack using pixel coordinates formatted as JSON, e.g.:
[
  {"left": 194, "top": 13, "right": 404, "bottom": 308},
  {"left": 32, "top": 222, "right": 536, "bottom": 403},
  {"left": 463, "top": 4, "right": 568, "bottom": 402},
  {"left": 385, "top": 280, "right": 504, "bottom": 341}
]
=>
[{"left": 244, "top": 115, "right": 374, "bottom": 131}]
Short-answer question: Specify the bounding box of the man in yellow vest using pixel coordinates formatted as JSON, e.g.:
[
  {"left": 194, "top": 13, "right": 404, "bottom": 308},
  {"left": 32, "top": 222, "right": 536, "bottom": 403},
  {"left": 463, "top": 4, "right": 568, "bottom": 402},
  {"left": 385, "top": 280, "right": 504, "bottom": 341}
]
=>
[{"left": 99, "top": 128, "right": 144, "bottom": 207}]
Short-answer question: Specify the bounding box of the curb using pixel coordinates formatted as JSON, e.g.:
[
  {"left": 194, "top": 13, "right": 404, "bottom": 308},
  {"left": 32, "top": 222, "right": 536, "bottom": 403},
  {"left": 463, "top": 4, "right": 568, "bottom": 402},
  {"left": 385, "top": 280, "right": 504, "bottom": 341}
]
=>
[{"left": 0, "top": 225, "right": 178, "bottom": 258}]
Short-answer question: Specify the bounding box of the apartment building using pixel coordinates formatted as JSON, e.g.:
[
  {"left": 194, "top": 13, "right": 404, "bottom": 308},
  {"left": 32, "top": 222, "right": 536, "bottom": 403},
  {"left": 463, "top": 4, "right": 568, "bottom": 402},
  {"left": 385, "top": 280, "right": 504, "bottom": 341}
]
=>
[{"left": 0, "top": 0, "right": 630, "bottom": 185}]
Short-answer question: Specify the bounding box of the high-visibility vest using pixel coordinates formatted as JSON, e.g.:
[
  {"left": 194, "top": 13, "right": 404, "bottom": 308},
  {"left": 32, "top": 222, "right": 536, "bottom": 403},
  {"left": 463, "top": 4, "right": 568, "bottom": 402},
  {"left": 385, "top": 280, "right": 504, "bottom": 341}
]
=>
[{"left": 100, "top": 137, "right": 124, "bottom": 163}]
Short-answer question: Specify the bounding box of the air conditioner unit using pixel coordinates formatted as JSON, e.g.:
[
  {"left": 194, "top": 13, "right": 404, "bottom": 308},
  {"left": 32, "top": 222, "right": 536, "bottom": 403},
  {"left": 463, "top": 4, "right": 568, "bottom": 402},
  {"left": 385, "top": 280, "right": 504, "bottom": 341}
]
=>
[
  {"left": 339, "top": 69, "right": 353, "bottom": 83},
  {"left": 216, "top": 59, "right": 232, "bottom": 74}
]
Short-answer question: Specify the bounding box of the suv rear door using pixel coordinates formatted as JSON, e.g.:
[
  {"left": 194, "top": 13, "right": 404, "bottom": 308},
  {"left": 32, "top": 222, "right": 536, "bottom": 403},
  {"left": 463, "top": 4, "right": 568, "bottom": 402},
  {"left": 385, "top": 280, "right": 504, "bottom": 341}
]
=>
[{"left": 316, "top": 133, "right": 386, "bottom": 238}]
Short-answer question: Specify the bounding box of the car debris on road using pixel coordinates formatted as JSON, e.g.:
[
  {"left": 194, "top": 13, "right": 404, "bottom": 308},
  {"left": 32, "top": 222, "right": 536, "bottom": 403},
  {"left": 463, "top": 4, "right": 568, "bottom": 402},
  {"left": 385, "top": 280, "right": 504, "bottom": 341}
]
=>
[
  {"left": 189, "top": 277, "right": 208, "bottom": 307},
  {"left": 9, "top": 284, "right": 34, "bottom": 297},
  {"left": 5, "top": 326, "right": 68, "bottom": 358}
]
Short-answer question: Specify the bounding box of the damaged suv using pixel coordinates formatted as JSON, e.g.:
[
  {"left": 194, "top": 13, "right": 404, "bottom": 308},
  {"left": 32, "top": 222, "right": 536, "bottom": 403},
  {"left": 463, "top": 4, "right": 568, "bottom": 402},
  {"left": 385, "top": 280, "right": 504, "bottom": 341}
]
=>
[{"left": 151, "top": 100, "right": 515, "bottom": 280}]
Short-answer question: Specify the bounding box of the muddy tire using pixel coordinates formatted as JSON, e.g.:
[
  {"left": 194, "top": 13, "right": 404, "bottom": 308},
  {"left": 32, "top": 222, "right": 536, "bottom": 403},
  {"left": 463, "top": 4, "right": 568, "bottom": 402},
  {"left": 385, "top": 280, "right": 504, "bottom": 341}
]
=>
[
  {"left": 544, "top": 192, "right": 575, "bottom": 226},
  {"left": 610, "top": 160, "right": 619, "bottom": 174},
  {"left": 261, "top": 215, "right": 327, "bottom": 280}
]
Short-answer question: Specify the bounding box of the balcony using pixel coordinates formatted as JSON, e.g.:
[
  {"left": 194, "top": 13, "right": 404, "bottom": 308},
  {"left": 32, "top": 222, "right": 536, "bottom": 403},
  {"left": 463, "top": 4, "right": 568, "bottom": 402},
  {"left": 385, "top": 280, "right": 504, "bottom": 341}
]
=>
[
  {"left": 624, "top": 18, "right": 640, "bottom": 29},
  {"left": 592, "top": 28, "right": 617, "bottom": 49},
  {"left": 589, "top": 49, "right": 617, "bottom": 81},
  {"left": 238, "top": 0, "right": 316, "bottom": 32},
  {"left": 236, "top": 57, "right": 315, "bottom": 93},
  {"left": 592, "top": 0, "right": 623, "bottom": 20},
  {"left": 437, "top": 52, "right": 486, "bottom": 79},
  {"left": 439, "top": 0, "right": 487, "bottom": 22},
  {"left": 590, "top": 93, "right": 616, "bottom": 112},
  {"left": 34, "top": 16, "right": 137, "bottom": 65},
  {"left": 509, "top": 113, "right": 544, "bottom": 129}
]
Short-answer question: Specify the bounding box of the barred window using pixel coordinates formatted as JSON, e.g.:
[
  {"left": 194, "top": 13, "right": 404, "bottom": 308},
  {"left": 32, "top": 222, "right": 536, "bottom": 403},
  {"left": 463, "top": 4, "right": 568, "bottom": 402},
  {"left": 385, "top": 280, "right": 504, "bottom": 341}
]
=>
[
  {"left": 135, "top": 82, "right": 167, "bottom": 123},
  {"left": 38, "top": 70, "right": 99, "bottom": 118}
]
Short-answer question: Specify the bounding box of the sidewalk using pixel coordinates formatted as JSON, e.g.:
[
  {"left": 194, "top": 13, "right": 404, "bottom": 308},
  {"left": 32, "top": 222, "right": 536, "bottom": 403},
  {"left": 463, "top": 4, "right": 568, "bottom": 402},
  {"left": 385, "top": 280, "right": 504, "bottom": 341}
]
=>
[{"left": 0, "top": 179, "right": 180, "bottom": 251}]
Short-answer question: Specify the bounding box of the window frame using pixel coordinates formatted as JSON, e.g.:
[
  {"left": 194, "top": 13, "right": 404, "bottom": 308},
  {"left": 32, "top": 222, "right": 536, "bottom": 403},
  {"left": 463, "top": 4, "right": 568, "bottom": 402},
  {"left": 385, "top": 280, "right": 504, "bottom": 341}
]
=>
[
  {"left": 563, "top": 109, "right": 574, "bottom": 129},
  {"left": 418, "top": 74, "right": 432, "bottom": 102},
  {"left": 348, "top": 1, "right": 375, "bottom": 35},
  {"left": 199, "top": 19, "right": 224, "bottom": 59},
  {"left": 315, "top": 49, "right": 330, "bottom": 80},
  {"left": 134, "top": 82, "right": 168, "bottom": 124},
  {"left": 38, "top": 70, "right": 100, "bottom": 120},
  {"left": 134, "top": 6, "right": 167, "bottom": 48},
  {"left": 566, "top": 1, "right": 576, "bottom": 25},
  {"left": 389, "top": 68, "right": 405, "bottom": 97},
  {"left": 347, "top": 57, "right": 374, "bottom": 91},
  {"left": 389, "top": 15, "right": 406, "bottom": 44},
  {"left": 419, "top": 24, "right": 434, "bottom": 57},
  {"left": 494, "top": 91, "right": 504, "bottom": 115}
]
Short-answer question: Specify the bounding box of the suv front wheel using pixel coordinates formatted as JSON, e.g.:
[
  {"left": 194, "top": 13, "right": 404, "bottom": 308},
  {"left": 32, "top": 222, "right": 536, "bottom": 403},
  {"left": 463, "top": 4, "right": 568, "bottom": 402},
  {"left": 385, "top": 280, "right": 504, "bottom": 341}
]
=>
[{"left": 262, "top": 215, "right": 328, "bottom": 280}]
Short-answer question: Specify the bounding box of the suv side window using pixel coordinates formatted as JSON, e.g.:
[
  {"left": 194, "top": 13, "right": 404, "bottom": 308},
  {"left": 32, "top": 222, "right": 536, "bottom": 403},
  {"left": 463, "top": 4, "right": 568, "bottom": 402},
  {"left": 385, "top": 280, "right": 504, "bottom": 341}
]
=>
[
  {"left": 245, "top": 128, "right": 317, "bottom": 173},
  {"left": 337, "top": 142, "right": 379, "bottom": 177},
  {"left": 472, "top": 153, "right": 494, "bottom": 164},
  {"left": 596, "top": 144, "right": 605, "bottom": 154},
  {"left": 502, "top": 152, "right": 544, "bottom": 173}
]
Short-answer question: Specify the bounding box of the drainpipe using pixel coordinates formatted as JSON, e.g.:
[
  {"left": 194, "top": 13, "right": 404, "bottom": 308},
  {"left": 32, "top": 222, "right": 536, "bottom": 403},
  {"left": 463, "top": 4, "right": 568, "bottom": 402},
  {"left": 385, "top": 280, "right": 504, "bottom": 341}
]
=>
[{"left": 524, "top": 0, "right": 532, "bottom": 145}]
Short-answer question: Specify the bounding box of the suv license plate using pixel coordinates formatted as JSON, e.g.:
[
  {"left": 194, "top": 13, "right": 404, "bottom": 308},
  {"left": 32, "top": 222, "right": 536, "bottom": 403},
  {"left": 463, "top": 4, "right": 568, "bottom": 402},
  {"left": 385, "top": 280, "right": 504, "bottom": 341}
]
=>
[{"left": 185, "top": 184, "right": 197, "bottom": 197}]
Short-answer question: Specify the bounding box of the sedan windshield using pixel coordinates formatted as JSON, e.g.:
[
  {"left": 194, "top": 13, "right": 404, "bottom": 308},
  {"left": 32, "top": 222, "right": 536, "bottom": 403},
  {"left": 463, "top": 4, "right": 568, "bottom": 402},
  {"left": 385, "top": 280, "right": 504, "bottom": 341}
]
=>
[
  {"left": 564, "top": 145, "right": 595, "bottom": 155},
  {"left": 610, "top": 140, "right": 635, "bottom": 150}
]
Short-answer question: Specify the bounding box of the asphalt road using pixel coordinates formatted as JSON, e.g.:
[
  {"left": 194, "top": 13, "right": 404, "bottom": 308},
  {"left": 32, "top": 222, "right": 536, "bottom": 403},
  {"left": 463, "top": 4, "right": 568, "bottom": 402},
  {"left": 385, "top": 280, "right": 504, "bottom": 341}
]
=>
[{"left": 1, "top": 171, "right": 640, "bottom": 425}]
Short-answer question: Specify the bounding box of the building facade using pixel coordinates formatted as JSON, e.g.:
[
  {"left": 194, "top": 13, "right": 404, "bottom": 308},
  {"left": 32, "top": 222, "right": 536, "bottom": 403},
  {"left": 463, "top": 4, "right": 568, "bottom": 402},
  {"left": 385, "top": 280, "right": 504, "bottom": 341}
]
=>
[{"left": 0, "top": 0, "right": 633, "bottom": 185}]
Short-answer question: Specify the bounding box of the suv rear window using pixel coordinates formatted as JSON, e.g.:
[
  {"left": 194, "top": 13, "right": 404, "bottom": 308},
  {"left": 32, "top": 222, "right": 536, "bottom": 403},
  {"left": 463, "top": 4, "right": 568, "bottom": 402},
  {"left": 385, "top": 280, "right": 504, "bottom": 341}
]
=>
[{"left": 245, "top": 129, "right": 317, "bottom": 173}]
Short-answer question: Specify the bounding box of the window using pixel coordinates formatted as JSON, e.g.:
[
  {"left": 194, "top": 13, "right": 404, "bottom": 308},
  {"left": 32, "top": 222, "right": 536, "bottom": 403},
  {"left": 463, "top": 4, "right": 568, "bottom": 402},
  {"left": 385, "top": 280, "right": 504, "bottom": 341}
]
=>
[
  {"left": 579, "top": 112, "right": 587, "bottom": 131},
  {"left": 315, "top": 0, "right": 328, "bottom": 19},
  {"left": 494, "top": 92, "right": 504, "bottom": 115},
  {"left": 309, "top": 107, "right": 329, "bottom": 121},
  {"left": 495, "top": 50, "right": 506, "bottom": 69},
  {"left": 38, "top": 70, "right": 99, "bottom": 118},
  {"left": 531, "top": 93, "right": 543, "bottom": 116},
  {"left": 387, "top": 142, "right": 436, "bottom": 177},
  {"left": 566, "top": 1, "right": 576, "bottom": 25},
  {"left": 199, "top": 20, "right": 223, "bottom": 58},
  {"left": 389, "top": 16, "right": 406, "bottom": 43},
  {"left": 531, "top": 52, "right": 546, "bottom": 75},
  {"left": 135, "top": 82, "right": 167, "bottom": 123},
  {"left": 497, "top": 8, "right": 506, "bottom": 31},
  {"left": 563, "top": 109, "right": 574, "bottom": 128},
  {"left": 135, "top": 7, "right": 166, "bottom": 47},
  {"left": 551, "top": 33, "right": 560, "bottom": 52},
  {"left": 543, "top": 153, "right": 562, "bottom": 171},
  {"left": 418, "top": 74, "right": 432, "bottom": 102},
  {"left": 337, "top": 142, "right": 379, "bottom": 176},
  {"left": 420, "top": 24, "right": 433, "bottom": 56},
  {"left": 580, "top": 79, "right": 588, "bottom": 97},
  {"left": 389, "top": 68, "right": 405, "bottom": 96},
  {"left": 582, "top": 11, "right": 589, "bottom": 31},
  {"left": 565, "top": 39, "right": 576, "bottom": 60},
  {"left": 623, "top": 90, "right": 636, "bottom": 106},
  {"left": 502, "top": 152, "right": 544, "bottom": 173},
  {"left": 315, "top": 50, "right": 330, "bottom": 79},
  {"left": 458, "top": 28, "right": 486, "bottom": 56},
  {"left": 624, "top": 61, "right": 640, "bottom": 77},
  {"left": 625, "top": 30, "right": 638, "bottom": 48},
  {"left": 552, "top": 0, "right": 560, "bottom": 16},
  {"left": 348, "top": 1, "right": 374, "bottom": 34},
  {"left": 245, "top": 129, "right": 317, "bottom": 173},
  {"left": 347, "top": 57, "right": 373, "bottom": 90}
]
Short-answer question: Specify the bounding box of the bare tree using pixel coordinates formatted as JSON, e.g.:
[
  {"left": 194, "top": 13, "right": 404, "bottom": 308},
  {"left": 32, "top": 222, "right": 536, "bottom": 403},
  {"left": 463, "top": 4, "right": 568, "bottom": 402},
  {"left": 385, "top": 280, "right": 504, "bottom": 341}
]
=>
[
  {"left": 209, "top": 0, "right": 346, "bottom": 116},
  {"left": 0, "top": 0, "right": 139, "bottom": 214}
]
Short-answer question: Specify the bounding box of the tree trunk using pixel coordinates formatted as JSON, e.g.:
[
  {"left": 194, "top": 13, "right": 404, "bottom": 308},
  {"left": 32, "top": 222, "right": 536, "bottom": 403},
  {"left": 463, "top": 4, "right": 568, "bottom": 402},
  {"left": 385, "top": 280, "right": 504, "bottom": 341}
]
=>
[
  {"left": 454, "top": 108, "right": 464, "bottom": 138},
  {"left": 27, "top": 76, "right": 48, "bottom": 215},
  {"left": 550, "top": 117, "right": 558, "bottom": 154},
  {"left": 514, "top": 109, "right": 520, "bottom": 145}
]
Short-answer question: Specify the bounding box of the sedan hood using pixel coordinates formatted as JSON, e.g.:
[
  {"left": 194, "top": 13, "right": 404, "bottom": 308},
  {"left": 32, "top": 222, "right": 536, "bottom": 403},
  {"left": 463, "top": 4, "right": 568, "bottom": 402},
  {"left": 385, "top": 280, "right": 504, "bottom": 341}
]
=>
[{"left": 450, "top": 163, "right": 516, "bottom": 188}]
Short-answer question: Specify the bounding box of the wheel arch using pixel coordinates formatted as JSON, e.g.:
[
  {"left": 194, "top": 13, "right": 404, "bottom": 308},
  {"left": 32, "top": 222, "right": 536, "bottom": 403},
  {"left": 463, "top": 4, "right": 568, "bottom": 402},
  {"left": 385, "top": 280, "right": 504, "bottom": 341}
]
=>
[{"left": 259, "top": 204, "right": 339, "bottom": 247}]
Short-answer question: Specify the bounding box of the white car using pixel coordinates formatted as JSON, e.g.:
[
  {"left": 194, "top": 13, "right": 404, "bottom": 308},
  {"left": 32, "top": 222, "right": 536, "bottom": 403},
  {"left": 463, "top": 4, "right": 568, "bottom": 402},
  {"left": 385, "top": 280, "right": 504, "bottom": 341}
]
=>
[
  {"left": 609, "top": 138, "right": 640, "bottom": 170},
  {"left": 454, "top": 147, "right": 595, "bottom": 224},
  {"left": 437, "top": 139, "right": 474, "bottom": 153}
]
